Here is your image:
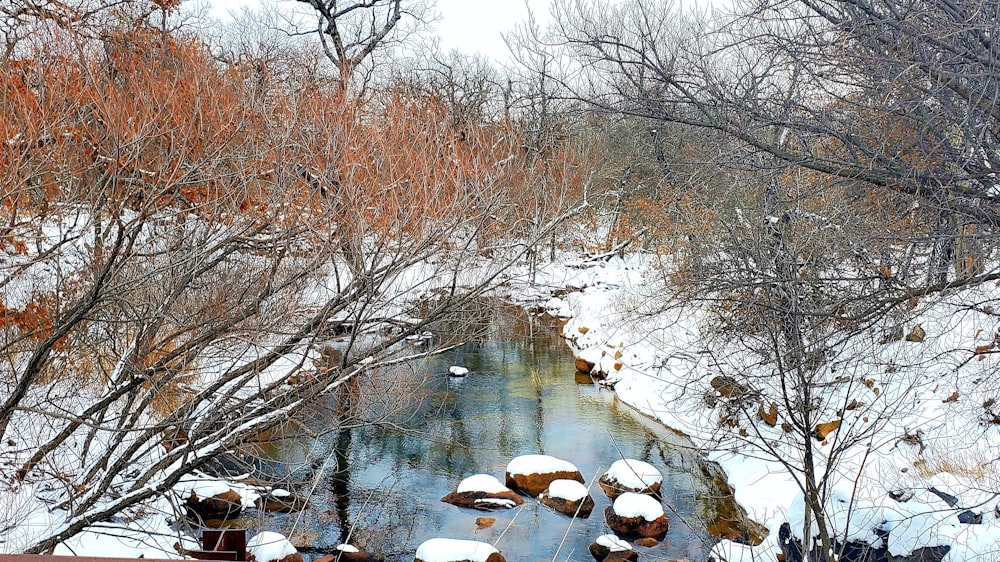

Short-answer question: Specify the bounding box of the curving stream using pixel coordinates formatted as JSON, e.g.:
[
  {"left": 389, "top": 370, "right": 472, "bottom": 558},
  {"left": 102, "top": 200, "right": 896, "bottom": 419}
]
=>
[{"left": 235, "top": 305, "right": 748, "bottom": 561}]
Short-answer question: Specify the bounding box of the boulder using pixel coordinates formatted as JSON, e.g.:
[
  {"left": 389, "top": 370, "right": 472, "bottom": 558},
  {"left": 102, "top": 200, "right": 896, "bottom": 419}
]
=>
[
  {"left": 538, "top": 479, "right": 595, "bottom": 518},
  {"left": 185, "top": 488, "right": 243, "bottom": 521},
  {"left": 588, "top": 534, "right": 637, "bottom": 562},
  {"left": 598, "top": 459, "right": 662, "bottom": 500},
  {"left": 604, "top": 493, "right": 669, "bottom": 540},
  {"left": 575, "top": 357, "right": 595, "bottom": 374},
  {"left": 442, "top": 474, "right": 524, "bottom": 510},
  {"left": 413, "top": 538, "right": 505, "bottom": 562},
  {"left": 247, "top": 532, "right": 303, "bottom": 562},
  {"left": 505, "top": 454, "right": 584, "bottom": 497}
]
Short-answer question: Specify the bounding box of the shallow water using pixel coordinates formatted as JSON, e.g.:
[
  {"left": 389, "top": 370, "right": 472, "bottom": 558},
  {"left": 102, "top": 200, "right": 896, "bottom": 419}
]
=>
[{"left": 240, "top": 308, "right": 731, "bottom": 561}]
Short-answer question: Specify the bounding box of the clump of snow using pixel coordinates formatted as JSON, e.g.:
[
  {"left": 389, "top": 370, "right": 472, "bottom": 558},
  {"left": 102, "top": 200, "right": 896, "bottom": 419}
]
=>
[
  {"left": 448, "top": 365, "right": 469, "bottom": 376},
  {"left": 604, "top": 459, "right": 662, "bottom": 489},
  {"left": 506, "top": 454, "right": 578, "bottom": 476},
  {"left": 595, "top": 534, "right": 632, "bottom": 552},
  {"left": 457, "top": 474, "right": 510, "bottom": 494},
  {"left": 336, "top": 544, "right": 359, "bottom": 553},
  {"left": 271, "top": 488, "right": 291, "bottom": 498},
  {"left": 414, "top": 538, "right": 499, "bottom": 562},
  {"left": 544, "top": 479, "right": 589, "bottom": 502},
  {"left": 174, "top": 473, "right": 233, "bottom": 499},
  {"left": 247, "top": 531, "right": 297, "bottom": 562},
  {"left": 612, "top": 492, "right": 664, "bottom": 521}
]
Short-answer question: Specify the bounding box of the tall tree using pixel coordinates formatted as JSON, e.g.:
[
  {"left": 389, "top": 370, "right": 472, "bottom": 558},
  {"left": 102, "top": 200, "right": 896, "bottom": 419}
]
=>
[{"left": 542, "top": 0, "right": 1000, "bottom": 558}]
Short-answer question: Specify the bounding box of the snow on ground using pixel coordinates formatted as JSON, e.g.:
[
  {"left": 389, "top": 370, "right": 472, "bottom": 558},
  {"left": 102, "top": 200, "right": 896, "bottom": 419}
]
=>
[
  {"left": 506, "top": 251, "right": 1000, "bottom": 561},
  {"left": 612, "top": 492, "right": 664, "bottom": 520},
  {"left": 505, "top": 454, "right": 579, "bottom": 476},
  {"left": 457, "top": 474, "right": 510, "bottom": 494},
  {"left": 53, "top": 518, "right": 198, "bottom": 559},
  {"left": 414, "top": 538, "right": 499, "bottom": 562}
]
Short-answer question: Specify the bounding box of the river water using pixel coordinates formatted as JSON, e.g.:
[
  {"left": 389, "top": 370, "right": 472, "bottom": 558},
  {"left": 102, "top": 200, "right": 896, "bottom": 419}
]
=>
[{"left": 240, "top": 306, "right": 744, "bottom": 561}]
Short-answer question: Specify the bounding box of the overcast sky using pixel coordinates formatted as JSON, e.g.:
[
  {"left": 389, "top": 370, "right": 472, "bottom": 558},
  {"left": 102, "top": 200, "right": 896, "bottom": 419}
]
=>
[{"left": 205, "top": 0, "right": 549, "bottom": 62}]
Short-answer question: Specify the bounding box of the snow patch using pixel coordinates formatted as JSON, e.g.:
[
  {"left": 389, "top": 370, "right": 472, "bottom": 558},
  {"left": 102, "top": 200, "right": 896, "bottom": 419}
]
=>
[
  {"left": 604, "top": 459, "right": 662, "bottom": 489},
  {"left": 414, "top": 538, "right": 499, "bottom": 562},
  {"left": 457, "top": 474, "right": 509, "bottom": 494},
  {"left": 506, "top": 454, "right": 578, "bottom": 476},
  {"left": 595, "top": 534, "right": 632, "bottom": 552},
  {"left": 247, "top": 531, "right": 297, "bottom": 562},
  {"left": 612, "top": 492, "right": 664, "bottom": 521},
  {"left": 545, "top": 479, "right": 589, "bottom": 502}
]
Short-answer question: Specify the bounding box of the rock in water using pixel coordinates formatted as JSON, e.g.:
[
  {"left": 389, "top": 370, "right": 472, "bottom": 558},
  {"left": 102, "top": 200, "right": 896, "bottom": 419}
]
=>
[
  {"left": 598, "top": 459, "right": 662, "bottom": 500},
  {"left": 413, "top": 538, "right": 506, "bottom": 562},
  {"left": 539, "top": 479, "right": 595, "bottom": 518},
  {"left": 588, "top": 534, "right": 637, "bottom": 562},
  {"left": 441, "top": 474, "right": 524, "bottom": 510},
  {"left": 505, "top": 454, "right": 584, "bottom": 496},
  {"left": 604, "top": 493, "right": 669, "bottom": 541}
]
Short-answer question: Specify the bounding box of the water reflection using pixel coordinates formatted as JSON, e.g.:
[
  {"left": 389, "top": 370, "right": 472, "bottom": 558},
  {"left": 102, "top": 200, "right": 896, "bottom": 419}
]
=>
[{"left": 242, "top": 306, "right": 733, "bottom": 561}]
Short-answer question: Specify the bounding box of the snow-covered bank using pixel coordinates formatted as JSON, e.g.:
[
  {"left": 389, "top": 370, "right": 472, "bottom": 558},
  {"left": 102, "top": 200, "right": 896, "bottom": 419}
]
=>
[{"left": 508, "top": 251, "right": 1000, "bottom": 561}]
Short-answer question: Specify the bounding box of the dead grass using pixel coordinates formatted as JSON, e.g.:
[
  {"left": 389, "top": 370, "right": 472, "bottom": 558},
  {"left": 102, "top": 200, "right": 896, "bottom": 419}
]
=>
[{"left": 913, "top": 451, "right": 997, "bottom": 480}]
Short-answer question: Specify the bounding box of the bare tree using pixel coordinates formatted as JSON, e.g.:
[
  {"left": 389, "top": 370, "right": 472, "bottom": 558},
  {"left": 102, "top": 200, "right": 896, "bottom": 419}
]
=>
[
  {"left": 0, "top": 14, "right": 581, "bottom": 552},
  {"left": 537, "top": 0, "right": 1000, "bottom": 559},
  {"left": 291, "top": 0, "right": 431, "bottom": 91}
]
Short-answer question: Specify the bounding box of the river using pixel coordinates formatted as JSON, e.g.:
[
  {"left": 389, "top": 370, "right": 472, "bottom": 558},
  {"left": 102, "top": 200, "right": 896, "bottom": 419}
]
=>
[{"left": 234, "top": 304, "right": 750, "bottom": 561}]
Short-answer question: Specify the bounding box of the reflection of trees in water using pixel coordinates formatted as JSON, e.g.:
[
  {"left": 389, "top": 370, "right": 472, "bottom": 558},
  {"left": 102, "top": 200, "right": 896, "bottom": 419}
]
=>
[{"left": 231, "top": 303, "right": 741, "bottom": 559}]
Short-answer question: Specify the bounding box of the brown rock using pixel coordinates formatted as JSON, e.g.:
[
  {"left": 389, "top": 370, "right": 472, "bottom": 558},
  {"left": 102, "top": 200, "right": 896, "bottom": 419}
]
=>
[
  {"left": 441, "top": 490, "right": 524, "bottom": 510},
  {"left": 812, "top": 420, "right": 841, "bottom": 441},
  {"left": 758, "top": 403, "right": 778, "bottom": 427},
  {"left": 588, "top": 543, "right": 638, "bottom": 561},
  {"left": 632, "top": 537, "right": 660, "bottom": 547},
  {"left": 578, "top": 326, "right": 590, "bottom": 334},
  {"left": 475, "top": 517, "right": 496, "bottom": 529},
  {"left": 604, "top": 507, "right": 669, "bottom": 540},
  {"left": 575, "top": 357, "right": 595, "bottom": 374},
  {"left": 185, "top": 489, "right": 242, "bottom": 521},
  {"left": 506, "top": 470, "right": 584, "bottom": 497},
  {"left": 598, "top": 469, "right": 662, "bottom": 501},
  {"left": 538, "top": 490, "right": 595, "bottom": 518}
]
